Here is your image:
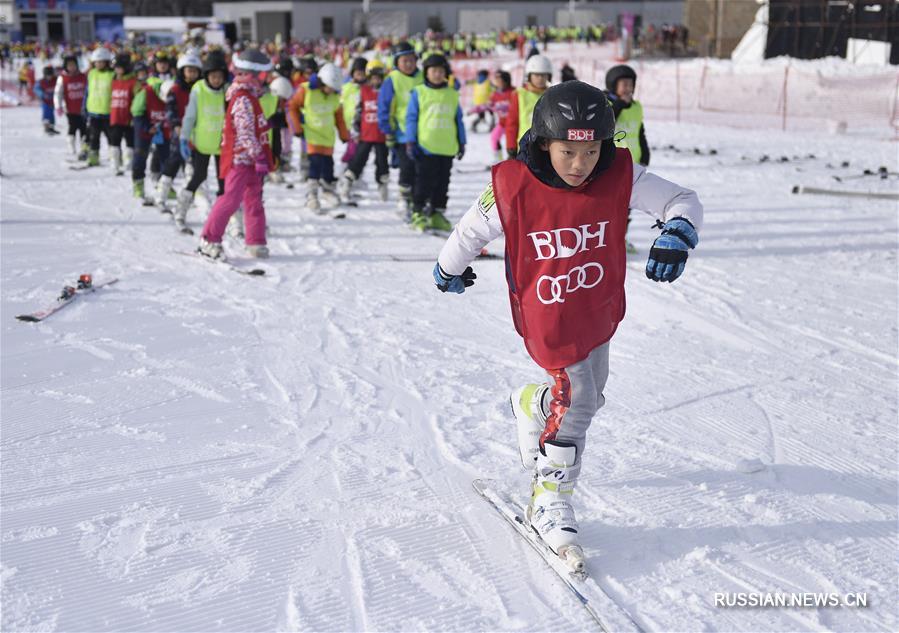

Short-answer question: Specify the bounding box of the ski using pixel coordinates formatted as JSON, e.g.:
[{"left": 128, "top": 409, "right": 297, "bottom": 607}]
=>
[
  {"left": 173, "top": 250, "right": 266, "bottom": 276},
  {"left": 791, "top": 185, "right": 898, "bottom": 200},
  {"left": 472, "top": 479, "right": 643, "bottom": 633},
  {"left": 16, "top": 275, "right": 119, "bottom": 322},
  {"left": 390, "top": 251, "right": 502, "bottom": 262},
  {"left": 422, "top": 228, "right": 501, "bottom": 259}
]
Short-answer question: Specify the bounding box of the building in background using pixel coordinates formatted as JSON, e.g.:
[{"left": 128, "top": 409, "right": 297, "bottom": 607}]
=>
[
  {"left": 210, "top": 0, "right": 686, "bottom": 42},
  {"left": 3, "top": 0, "right": 124, "bottom": 42}
]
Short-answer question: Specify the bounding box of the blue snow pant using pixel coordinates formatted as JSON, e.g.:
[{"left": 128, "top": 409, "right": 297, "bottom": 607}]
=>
[
  {"left": 132, "top": 116, "right": 169, "bottom": 181},
  {"left": 308, "top": 154, "right": 335, "bottom": 183}
]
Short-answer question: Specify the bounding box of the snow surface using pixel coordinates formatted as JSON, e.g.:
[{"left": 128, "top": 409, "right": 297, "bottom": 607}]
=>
[{"left": 1, "top": 103, "right": 897, "bottom": 632}]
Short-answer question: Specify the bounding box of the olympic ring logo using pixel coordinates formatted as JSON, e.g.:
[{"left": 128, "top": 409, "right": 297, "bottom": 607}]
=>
[{"left": 536, "top": 262, "right": 605, "bottom": 305}]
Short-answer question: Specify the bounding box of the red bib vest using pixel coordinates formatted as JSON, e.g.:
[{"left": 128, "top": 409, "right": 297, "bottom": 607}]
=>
[
  {"left": 359, "top": 84, "right": 386, "bottom": 144},
  {"left": 171, "top": 82, "right": 191, "bottom": 120},
  {"left": 144, "top": 84, "right": 171, "bottom": 141},
  {"left": 61, "top": 73, "right": 86, "bottom": 114},
  {"left": 493, "top": 152, "right": 633, "bottom": 370},
  {"left": 220, "top": 89, "right": 273, "bottom": 178},
  {"left": 110, "top": 77, "right": 136, "bottom": 126}
]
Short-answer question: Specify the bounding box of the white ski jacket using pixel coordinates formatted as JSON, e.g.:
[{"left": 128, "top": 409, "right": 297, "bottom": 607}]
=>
[{"left": 437, "top": 163, "right": 704, "bottom": 276}]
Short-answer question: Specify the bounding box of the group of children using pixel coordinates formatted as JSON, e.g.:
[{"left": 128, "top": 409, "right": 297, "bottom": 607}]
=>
[{"left": 37, "top": 43, "right": 651, "bottom": 265}]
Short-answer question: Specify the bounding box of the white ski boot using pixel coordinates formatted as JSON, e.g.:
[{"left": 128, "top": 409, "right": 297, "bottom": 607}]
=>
[
  {"left": 319, "top": 179, "right": 340, "bottom": 207},
  {"left": 66, "top": 135, "right": 76, "bottom": 156},
  {"left": 246, "top": 244, "right": 269, "bottom": 259},
  {"left": 306, "top": 181, "right": 322, "bottom": 213},
  {"left": 227, "top": 210, "right": 245, "bottom": 239},
  {"left": 173, "top": 189, "right": 194, "bottom": 234},
  {"left": 511, "top": 383, "right": 550, "bottom": 469},
  {"left": 155, "top": 175, "right": 174, "bottom": 212},
  {"left": 111, "top": 147, "right": 124, "bottom": 176},
  {"left": 337, "top": 171, "right": 355, "bottom": 202},
  {"left": 377, "top": 174, "right": 389, "bottom": 202},
  {"left": 527, "top": 440, "right": 585, "bottom": 574},
  {"left": 197, "top": 238, "right": 224, "bottom": 260},
  {"left": 397, "top": 185, "right": 412, "bottom": 220}
]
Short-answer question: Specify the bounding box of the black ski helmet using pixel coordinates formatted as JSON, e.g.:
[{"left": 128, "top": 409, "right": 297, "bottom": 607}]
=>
[
  {"left": 274, "top": 56, "right": 293, "bottom": 78},
  {"left": 422, "top": 53, "right": 450, "bottom": 75},
  {"left": 297, "top": 54, "right": 318, "bottom": 75},
  {"left": 202, "top": 50, "right": 228, "bottom": 77},
  {"left": 350, "top": 56, "right": 368, "bottom": 75},
  {"left": 133, "top": 61, "right": 148, "bottom": 75},
  {"left": 531, "top": 80, "right": 616, "bottom": 144},
  {"left": 114, "top": 53, "right": 132, "bottom": 73},
  {"left": 392, "top": 42, "right": 416, "bottom": 64},
  {"left": 605, "top": 64, "right": 637, "bottom": 94}
]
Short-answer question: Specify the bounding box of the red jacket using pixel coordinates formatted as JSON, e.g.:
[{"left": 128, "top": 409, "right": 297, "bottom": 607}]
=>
[{"left": 492, "top": 154, "right": 632, "bottom": 369}]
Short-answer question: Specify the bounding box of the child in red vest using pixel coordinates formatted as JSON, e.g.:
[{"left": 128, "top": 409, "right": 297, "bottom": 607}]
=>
[
  {"left": 433, "top": 81, "right": 704, "bottom": 573},
  {"left": 198, "top": 48, "right": 273, "bottom": 260},
  {"left": 109, "top": 54, "right": 137, "bottom": 176},
  {"left": 54, "top": 55, "right": 88, "bottom": 158},
  {"left": 35, "top": 65, "right": 58, "bottom": 135},
  {"left": 337, "top": 59, "right": 389, "bottom": 203}
]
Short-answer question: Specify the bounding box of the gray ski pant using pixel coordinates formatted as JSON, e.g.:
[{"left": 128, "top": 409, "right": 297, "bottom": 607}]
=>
[{"left": 538, "top": 342, "right": 610, "bottom": 461}]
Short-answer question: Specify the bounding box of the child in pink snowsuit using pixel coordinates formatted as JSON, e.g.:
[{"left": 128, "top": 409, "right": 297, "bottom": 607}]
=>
[{"left": 198, "top": 48, "right": 273, "bottom": 260}]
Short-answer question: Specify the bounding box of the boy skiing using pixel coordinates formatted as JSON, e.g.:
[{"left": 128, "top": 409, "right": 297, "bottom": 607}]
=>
[
  {"left": 470, "top": 69, "right": 494, "bottom": 132},
  {"left": 109, "top": 54, "right": 138, "bottom": 176},
  {"left": 197, "top": 48, "right": 274, "bottom": 260},
  {"left": 337, "top": 59, "right": 389, "bottom": 203},
  {"left": 174, "top": 50, "right": 228, "bottom": 233},
  {"left": 287, "top": 63, "right": 349, "bottom": 213},
  {"left": 505, "top": 54, "right": 552, "bottom": 158},
  {"left": 54, "top": 54, "right": 88, "bottom": 159},
  {"left": 405, "top": 54, "right": 465, "bottom": 232},
  {"left": 432, "top": 81, "right": 703, "bottom": 572},
  {"left": 377, "top": 42, "right": 423, "bottom": 216},
  {"left": 130, "top": 63, "right": 171, "bottom": 203}
]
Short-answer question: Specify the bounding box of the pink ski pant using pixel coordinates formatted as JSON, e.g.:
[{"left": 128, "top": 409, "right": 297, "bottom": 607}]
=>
[
  {"left": 201, "top": 164, "right": 267, "bottom": 246},
  {"left": 490, "top": 123, "right": 505, "bottom": 152}
]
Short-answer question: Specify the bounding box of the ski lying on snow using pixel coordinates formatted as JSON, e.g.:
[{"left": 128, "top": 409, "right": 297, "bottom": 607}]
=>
[
  {"left": 472, "top": 479, "right": 643, "bottom": 633},
  {"left": 16, "top": 277, "right": 119, "bottom": 322},
  {"left": 791, "top": 185, "right": 898, "bottom": 200},
  {"left": 173, "top": 250, "right": 266, "bottom": 276}
]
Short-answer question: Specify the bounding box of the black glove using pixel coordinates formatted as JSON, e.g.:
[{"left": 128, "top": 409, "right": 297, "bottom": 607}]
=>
[
  {"left": 456, "top": 145, "right": 465, "bottom": 161},
  {"left": 507, "top": 148, "right": 517, "bottom": 160}
]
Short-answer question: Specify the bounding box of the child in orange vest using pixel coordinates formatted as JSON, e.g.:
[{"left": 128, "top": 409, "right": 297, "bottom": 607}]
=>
[{"left": 433, "top": 81, "right": 704, "bottom": 573}]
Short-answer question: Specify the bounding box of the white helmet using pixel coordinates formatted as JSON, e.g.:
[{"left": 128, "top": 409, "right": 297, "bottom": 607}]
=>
[
  {"left": 270, "top": 76, "right": 293, "bottom": 100},
  {"left": 90, "top": 47, "right": 114, "bottom": 64},
  {"left": 318, "top": 63, "right": 344, "bottom": 92},
  {"left": 177, "top": 53, "right": 202, "bottom": 70},
  {"left": 524, "top": 54, "right": 553, "bottom": 77},
  {"left": 160, "top": 79, "right": 175, "bottom": 101}
]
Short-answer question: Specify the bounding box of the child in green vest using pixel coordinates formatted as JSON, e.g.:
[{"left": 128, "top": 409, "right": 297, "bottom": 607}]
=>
[
  {"left": 377, "top": 42, "right": 423, "bottom": 217},
  {"left": 605, "top": 64, "right": 651, "bottom": 254},
  {"left": 505, "top": 54, "right": 552, "bottom": 159},
  {"left": 84, "top": 47, "right": 115, "bottom": 167},
  {"left": 339, "top": 56, "right": 368, "bottom": 162},
  {"left": 287, "top": 63, "right": 350, "bottom": 213},
  {"left": 604, "top": 65, "right": 649, "bottom": 167},
  {"left": 404, "top": 54, "right": 466, "bottom": 232},
  {"left": 173, "top": 50, "right": 229, "bottom": 234}
]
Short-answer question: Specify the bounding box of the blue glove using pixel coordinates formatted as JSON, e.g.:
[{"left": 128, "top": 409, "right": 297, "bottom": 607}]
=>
[
  {"left": 433, "top": 263, "right": 476, "bottom": 294},
  {"left": 645, "top": 218, "right": 698, "bottom": 283},
  {"left": 179, "top": 138, "right": 191, "bottom": 161}
]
